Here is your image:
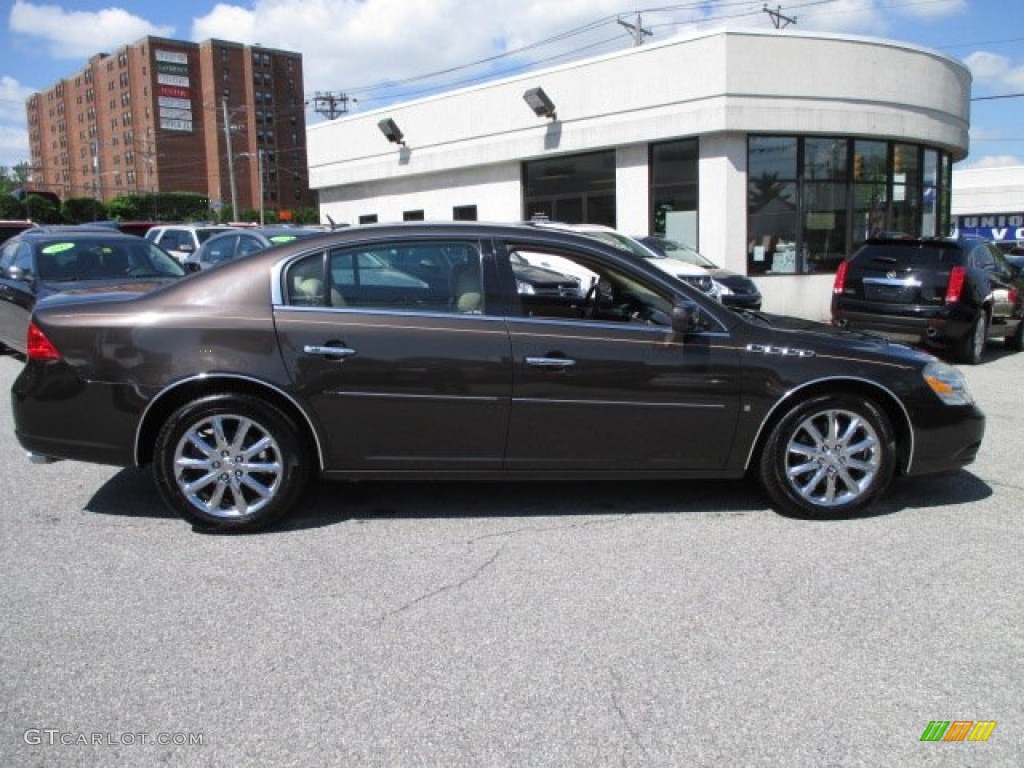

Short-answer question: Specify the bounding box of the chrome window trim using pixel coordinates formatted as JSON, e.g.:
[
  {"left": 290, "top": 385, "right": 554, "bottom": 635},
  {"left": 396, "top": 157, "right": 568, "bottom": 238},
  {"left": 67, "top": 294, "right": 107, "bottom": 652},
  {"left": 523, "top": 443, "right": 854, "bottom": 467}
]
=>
[
  {"left": 273, "top": 304, "right": 509, "bottom": 325},
  {"left": 134, "top": 373, "right": 326, "bottom": 470},
  {"left": 743, "top": 375, "right": 915, "bottom": 473}
]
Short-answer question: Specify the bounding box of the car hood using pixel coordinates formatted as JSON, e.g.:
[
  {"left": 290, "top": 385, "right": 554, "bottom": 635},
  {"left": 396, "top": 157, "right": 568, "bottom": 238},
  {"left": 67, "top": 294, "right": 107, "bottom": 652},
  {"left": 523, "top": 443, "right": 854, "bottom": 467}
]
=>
[
  {"left": 514, "top": 263, "right": 577, "bottom": 284},
  {"left": 646, "top": 258, "right": 708, "bottom": 277}
]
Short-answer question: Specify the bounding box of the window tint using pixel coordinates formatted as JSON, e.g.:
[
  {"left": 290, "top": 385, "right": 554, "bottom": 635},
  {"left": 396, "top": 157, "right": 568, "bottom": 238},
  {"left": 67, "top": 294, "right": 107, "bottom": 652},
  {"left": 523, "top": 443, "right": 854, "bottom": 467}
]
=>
[
  {"left": 35, "top": 238, "right": 184, "bottom": 280},
  {"left": 851, "top": 243, "right": 962, "bottom": 269},
  {"left": 236, "top": 235, "right": 265, "bottom": 257},
  {"left": 202, "top": 235, "right": 238, "bottom": 265},
  {"left": 285, "top": 241, "right": 483, "bottom": 314},
  {"left": 506, "top": 243, "right": 672, "bottom": 327}
]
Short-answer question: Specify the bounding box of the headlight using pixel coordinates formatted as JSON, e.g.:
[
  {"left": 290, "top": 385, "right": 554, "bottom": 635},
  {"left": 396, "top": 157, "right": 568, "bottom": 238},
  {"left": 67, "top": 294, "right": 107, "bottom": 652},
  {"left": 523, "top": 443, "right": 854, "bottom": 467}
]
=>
[
  {"left": 923, "top": 361, "right": 974, "bottom": 405},
  {"left": 516, "top": 280, "right": 536, "bottom": 295}
]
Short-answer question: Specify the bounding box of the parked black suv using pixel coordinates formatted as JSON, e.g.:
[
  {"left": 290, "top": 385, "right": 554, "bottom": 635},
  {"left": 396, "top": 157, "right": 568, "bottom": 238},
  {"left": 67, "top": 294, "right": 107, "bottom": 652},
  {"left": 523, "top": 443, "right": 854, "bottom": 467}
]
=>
[{"left": 831, "top": 236, "right": 1024, "bottom": 364}]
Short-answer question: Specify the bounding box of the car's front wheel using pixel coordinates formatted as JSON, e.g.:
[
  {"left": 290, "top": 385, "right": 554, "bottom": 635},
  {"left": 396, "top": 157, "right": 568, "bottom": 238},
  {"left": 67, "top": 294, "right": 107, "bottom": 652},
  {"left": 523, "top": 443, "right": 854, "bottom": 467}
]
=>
[
  {"left": 758, "top": 395, "right": 895, "bottom": 518},
  {"left": 153, "top": 394, "right": 310, "bottom": 531}
]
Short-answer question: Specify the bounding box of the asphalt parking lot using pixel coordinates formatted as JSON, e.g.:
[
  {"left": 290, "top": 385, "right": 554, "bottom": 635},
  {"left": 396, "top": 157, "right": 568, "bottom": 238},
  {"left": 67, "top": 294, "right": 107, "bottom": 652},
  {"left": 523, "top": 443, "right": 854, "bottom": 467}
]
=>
[{"left": 0, "top": 349, "right": 1021, "bottom": 767}]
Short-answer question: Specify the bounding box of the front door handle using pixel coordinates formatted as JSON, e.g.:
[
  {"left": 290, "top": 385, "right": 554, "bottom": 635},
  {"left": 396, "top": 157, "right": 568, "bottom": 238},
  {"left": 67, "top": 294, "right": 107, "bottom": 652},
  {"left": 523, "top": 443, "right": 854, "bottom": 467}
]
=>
[
  {"left": 525, "top": 356, "right": 576, "bottom": 369},
  {"left": 303, "top": 344, "right": 356, "bottom": 358}
]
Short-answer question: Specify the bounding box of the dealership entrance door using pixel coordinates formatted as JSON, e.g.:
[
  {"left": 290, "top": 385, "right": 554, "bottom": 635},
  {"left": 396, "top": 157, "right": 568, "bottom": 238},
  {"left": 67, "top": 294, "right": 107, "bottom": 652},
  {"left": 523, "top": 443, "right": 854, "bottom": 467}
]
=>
[{"left": 523, "top": 150, "right": 616, "bottom": 227}]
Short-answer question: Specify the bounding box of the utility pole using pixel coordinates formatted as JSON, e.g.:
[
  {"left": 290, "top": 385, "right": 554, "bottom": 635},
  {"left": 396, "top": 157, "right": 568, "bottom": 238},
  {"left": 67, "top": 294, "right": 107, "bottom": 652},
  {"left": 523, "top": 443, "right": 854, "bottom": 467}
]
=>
[
  {"left": 222, "top": 97, "right": 239, "bottom": 222},
  {"left": 312, "top": 92, "right": 350, "bottom": 120},
  {"left": 764, "top": 4, "right": 797, "bottom": 29},
  {"left": 617, "top": 13, "right": 652, "bottom": 47},
  {"left": 257, "top": 149, "right": 265, "bottom": 226}
]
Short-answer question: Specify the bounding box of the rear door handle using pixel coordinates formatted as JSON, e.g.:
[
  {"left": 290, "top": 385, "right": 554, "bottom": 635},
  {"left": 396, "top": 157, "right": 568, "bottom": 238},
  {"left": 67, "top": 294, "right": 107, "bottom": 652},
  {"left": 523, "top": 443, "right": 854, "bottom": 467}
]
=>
[
  {"left": 525, "top": 356, "right": 576, "bottom": 369},
  {"left": 303, "top": 344, "right": 356, "bottom": 358}
]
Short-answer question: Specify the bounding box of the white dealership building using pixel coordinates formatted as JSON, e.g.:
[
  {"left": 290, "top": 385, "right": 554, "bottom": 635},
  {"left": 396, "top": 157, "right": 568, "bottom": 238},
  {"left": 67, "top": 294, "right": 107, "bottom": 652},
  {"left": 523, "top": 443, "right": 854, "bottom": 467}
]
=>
[{"left": 308, "top": 28, "right": 971, "bottom": 320}]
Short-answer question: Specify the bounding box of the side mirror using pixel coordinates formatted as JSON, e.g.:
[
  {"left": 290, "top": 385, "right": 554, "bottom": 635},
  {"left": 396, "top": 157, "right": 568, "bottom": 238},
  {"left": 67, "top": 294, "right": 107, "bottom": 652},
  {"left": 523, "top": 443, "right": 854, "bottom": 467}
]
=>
[
  {"left": 671, "top": 300, "right": 701, "bottom": 335},
  {"left": 7, "top": 265, "right": 31, "bottom": 283}
]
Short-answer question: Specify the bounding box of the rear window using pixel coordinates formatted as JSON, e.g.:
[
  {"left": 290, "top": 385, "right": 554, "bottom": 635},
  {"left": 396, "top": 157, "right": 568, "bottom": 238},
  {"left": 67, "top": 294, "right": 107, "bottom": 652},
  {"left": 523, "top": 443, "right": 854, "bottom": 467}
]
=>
[{"left": 851, "top": 242, "right": 963, "bottom": 269}]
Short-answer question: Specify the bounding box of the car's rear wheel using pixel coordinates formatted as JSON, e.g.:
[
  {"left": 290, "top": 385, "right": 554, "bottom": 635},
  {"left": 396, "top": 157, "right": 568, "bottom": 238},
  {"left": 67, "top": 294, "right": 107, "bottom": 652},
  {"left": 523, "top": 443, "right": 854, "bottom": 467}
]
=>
[
  {"left": 955, "top": 312, "right": 988, "bottom": 365},
  {"left": 758, "top": 395, "right": 895, "bottom": 518},
  {"left": 153, "top": 394, "right": 309, "bottom": 531},
  {"left": 1005, "top": 317, "right": 1024, "bottom": 352}
]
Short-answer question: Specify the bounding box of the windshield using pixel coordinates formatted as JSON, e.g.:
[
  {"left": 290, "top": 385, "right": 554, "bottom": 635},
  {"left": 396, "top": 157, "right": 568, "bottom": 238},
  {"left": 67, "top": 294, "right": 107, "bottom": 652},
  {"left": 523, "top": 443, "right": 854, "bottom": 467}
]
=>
[{"left": 36, "top": 238, "right": 186, "bottom": 281}]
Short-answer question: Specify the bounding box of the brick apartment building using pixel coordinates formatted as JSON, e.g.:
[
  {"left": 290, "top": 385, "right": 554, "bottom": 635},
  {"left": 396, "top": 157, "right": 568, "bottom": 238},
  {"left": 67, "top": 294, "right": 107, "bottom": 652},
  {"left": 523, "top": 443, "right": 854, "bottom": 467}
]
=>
[{"left": 25, "top": 36, "right": 314, "bottom": 217}]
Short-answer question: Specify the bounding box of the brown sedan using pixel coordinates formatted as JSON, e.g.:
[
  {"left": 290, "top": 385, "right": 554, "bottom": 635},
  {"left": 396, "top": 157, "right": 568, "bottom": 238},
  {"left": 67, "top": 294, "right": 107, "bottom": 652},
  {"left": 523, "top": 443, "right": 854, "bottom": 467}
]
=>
[{"left": 12, "top": 222, "right": 984, "bottom": 531}]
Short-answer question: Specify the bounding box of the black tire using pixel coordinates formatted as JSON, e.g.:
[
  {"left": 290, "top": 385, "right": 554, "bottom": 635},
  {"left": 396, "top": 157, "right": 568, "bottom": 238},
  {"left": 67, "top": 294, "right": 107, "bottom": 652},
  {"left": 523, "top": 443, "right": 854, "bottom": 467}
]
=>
[
  {"left": 758, "top": 394, "right": 895, "bottom": 519},
  {"left": 153, "top": 394, "right": 310, "bottom": 531},
  {"left": 954, "top": 312, "right": 987, "bottom": 365},
  {"left": 1005, "top": 318, "right": 1024, "bottom": 352}
]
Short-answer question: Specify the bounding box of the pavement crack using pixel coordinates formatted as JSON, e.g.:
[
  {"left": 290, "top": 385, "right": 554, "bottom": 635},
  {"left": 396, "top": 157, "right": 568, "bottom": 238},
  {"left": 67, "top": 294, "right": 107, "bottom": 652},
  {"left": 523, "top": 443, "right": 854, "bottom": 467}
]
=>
[
  {"left": 379, "top": 545, "right": 504, "bottom": 624},
  {"left": 609, "top": 667, "right": 648, "bottom": 763},
  {"left": 468, "top": 514, "right": 631, "bottom": 545}
]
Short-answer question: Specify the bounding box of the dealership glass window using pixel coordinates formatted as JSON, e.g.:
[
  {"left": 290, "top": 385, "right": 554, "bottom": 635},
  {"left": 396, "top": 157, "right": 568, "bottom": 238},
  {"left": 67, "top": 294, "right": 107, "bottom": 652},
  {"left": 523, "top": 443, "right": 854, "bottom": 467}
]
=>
[
  {"left": 523, "top": 150, "right": 616, "bottom": 226},
  {"left": 651, "top": 139, "right": 698, "bottom": 245},
  {"left": 921, "top": 149, "right": 939, "bottom": 236},
  {"left": 890, "top": 143, "right": 921, "bottom": 238},
  {"left": 747, "top": 136, "right": 951, "bottom": 275}
]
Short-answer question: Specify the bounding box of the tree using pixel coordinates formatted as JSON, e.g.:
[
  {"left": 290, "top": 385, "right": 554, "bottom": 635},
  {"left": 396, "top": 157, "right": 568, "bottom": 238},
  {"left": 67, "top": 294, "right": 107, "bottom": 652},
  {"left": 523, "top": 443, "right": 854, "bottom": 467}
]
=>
[
  {"left": 0, "top": 195, "right": 25, "bottom": 218},
  {"left": 24, "top": 194, "right": 60, "bottom": 224},
  {"left": 63, "top": 197, "right": 107, "bottom": 223}
]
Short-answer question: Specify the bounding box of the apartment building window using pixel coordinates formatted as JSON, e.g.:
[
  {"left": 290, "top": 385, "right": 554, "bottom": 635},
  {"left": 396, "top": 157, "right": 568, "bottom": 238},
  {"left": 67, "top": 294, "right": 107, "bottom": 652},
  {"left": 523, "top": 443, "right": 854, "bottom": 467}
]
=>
[
  {"left": 403, "top": 210, "right": 425, "bottom": 221},
  {"left": 453, "top": 205, "right": 478, "bottom": 221},
  {"left": 359, "top": 214, "right": 378, "bottom": 224}
]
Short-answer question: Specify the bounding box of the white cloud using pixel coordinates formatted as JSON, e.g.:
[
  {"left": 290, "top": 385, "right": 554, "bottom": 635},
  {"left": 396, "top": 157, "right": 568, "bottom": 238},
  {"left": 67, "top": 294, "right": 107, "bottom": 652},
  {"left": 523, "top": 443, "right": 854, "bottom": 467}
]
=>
[
  {"left": 0, "top": 77, "right": 34, "bottom": 166},
  {"left": 758, "top": 0, "right": 966, "bottom": 37},
  {"left": 8, "top": 1, "right": 174, "bottom": 59},
  {"left": 189, "top": 0, "right": 702, "bottom": 99},
  {"left": 0, "top": 124, "right": 30, "bottom": 169},
  {"left": 964, "top": 51, "right": 1024, "bottom": 90},
  {"left": 958, "top": 154, "right": 1022, "bottom": 170}
]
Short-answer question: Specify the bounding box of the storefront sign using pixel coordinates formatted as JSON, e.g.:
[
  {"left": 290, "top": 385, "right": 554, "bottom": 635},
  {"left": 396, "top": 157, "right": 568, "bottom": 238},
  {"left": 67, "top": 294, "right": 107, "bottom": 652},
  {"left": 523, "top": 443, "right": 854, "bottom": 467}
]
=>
[{"left": 954, "top": 213, "right": 1024, "bottom": 242}]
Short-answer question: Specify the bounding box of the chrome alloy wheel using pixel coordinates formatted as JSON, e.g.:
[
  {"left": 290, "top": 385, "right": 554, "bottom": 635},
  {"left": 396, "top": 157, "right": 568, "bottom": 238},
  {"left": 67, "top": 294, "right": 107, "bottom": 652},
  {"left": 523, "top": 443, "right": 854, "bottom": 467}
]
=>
[
  {"left": 783, "top": 408, "right": 882, "bottom": 508},
  {"left": 173, "top": 413, "right": 284, "bottom": 519}
]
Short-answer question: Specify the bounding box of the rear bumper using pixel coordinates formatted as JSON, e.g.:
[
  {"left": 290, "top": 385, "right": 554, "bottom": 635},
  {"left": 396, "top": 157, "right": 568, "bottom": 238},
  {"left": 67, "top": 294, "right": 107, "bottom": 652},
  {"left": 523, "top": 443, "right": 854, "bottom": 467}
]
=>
[
  {"left": 12, "top": 362, "right": 142, "bottom": 467},
  {"left": 832, "top": 307, "right": 971, "bottom": 349}
]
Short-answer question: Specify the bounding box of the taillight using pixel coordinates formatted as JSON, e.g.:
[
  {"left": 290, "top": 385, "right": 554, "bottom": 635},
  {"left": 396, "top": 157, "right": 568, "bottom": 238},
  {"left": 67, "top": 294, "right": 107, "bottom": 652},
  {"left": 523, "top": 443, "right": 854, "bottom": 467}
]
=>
[
  {"left": 26, "top": 322, "right": 62, "bottom": 361},
  {"left": 832, "top": 260, "right": 849, "bottom": 294},
  {"left": 945, "top": 266, "right": 966, "bottom": 304}
]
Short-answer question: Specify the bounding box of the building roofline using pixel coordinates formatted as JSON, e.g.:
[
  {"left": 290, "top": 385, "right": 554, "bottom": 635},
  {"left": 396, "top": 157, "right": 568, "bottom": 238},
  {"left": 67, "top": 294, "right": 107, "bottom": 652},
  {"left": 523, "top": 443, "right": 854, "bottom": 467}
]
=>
[{"left": 311, "top": 25, "right": 970, "bottom": 130}]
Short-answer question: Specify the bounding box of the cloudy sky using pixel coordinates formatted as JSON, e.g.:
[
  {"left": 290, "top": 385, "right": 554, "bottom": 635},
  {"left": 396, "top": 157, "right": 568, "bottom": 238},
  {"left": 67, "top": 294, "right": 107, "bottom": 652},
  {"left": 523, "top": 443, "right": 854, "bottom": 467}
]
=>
[{"left": 1, "top": 0, "right": 1022, "bottom": 170}]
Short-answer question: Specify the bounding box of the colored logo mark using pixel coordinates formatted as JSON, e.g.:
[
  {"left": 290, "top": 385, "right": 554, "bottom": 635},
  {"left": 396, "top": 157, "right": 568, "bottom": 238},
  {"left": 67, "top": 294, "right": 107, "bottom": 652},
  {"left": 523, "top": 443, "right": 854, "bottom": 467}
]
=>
[{"left": 920, "top": 720, "right": 997, "bottom": 742}]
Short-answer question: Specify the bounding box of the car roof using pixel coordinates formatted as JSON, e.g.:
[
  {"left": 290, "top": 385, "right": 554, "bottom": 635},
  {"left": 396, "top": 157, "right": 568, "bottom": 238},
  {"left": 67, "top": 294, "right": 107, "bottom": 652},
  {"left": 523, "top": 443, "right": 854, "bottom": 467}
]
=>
[{"left": 11, "top": 227, "right": 139, "bottom": 241}]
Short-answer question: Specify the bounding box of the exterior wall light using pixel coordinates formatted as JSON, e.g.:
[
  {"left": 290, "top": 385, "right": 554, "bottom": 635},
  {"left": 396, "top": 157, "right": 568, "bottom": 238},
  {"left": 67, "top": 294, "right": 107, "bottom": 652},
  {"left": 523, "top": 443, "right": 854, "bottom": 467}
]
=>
[
  {"left": 523, "top": 87, "right": 557, "bottom": 120},
  {"left": 377, "top": 118, "right": 405, "bottom": 145}
]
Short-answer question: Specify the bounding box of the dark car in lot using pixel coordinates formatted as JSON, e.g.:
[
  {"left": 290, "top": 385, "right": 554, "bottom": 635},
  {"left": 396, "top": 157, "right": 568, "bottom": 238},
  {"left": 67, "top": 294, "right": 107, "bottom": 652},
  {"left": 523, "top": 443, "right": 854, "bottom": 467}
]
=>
[
  {"left": 0, "top": 229, "right": 185, "bottom": 355},
  {"left": 831, "top": 236, "right": 1024, "bottom": 364},
  {"left": 184, "top": 226, "right": 323, "bottom": 272},
  {"left": 638, "top": 235, "right": 763, "bottom": 310},
  {"left": 13, "top": 222, "right": 984, "bottom": 532}
]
